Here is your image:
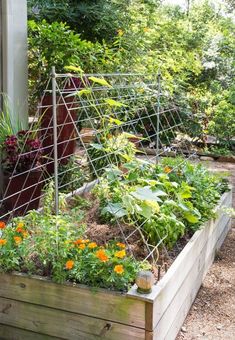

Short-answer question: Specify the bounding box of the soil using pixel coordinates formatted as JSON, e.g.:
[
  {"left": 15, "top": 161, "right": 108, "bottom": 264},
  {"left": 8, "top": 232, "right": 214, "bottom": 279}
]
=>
[{"left": 177, "top": 161, "right": 235, "bottom": 340}]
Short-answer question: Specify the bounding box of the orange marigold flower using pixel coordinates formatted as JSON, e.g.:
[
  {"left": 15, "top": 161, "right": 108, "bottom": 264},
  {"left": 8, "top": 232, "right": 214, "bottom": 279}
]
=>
[
  {"left": 0, "top": 239, "right": 7, "bottom": 246},
  {"left": 84, "top": 239, "right": 90, "bottom": 243},
  {"left": 96, "top": 249, "right": 109, "bottom": 262},
  {"left": 114, "top": 264, "right": 124, "bottom": 275},
  {"left": 65, "top": 260, "right": 74, "bottom": 270},
  {"left": 115, "top": 250, "right": 126, "bottom": 259},
  {"left": 14, "top": 236, "right": 22, "bottom": 245},
  {"left": 22, "top": 231, "right": 29, "bottom": 238},
  {"left": 164, "top": 166, "right": 172, "bottom": 174},
  {"left": 16, "top": 227, "right": 24, "bottom": 233},
  {"left": 88, "top": 242, "right": 97, "bottom": 249},
  {"left": 73, "top": 239, "right": 83, "bottom": 245},
  {"left": 116, "top": 242, "right": 126, "bottom": 249},
  {"left": 0, "top": 221, "right": 6, "bottom": 229},
  {"left": 78, "top": 244, "right": 86, "bottom": 250}
]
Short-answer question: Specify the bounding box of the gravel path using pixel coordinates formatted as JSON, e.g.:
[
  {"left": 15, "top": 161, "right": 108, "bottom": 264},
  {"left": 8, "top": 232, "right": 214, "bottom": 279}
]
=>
[{"left": 177, "top": 161, "right": 235, "bottom": 340}]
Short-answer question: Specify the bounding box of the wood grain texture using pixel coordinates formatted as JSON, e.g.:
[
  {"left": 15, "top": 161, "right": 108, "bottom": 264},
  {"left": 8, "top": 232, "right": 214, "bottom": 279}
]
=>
[
  {"left": 0, "top": 274, "right": 145, "bottom": 329},
  {"left": 158, "top": 220, "right": 231, "bottom": 340},
  {"left": 150, "top": 190, "right": 232, "bottom": 329},
  {"left": 0, "top": 324, "right": 60, "bottom": 340},
  {"left": 152, "top": 218, "right": 231, "bottom": 339},
  {"left": 0, "top": 297, "right": 145, "bottom": 340}
]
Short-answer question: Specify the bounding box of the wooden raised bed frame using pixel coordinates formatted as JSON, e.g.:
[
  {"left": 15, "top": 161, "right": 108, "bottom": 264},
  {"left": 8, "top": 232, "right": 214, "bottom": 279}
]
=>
[{"left": 0, "top": 189, "right": 232, "bottom": 340}]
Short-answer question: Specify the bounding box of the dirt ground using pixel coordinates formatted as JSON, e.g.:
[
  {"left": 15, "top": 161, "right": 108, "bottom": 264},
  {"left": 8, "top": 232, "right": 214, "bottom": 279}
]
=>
[{"left": 177, "top": 160, "right": 235, "bottom": 340}]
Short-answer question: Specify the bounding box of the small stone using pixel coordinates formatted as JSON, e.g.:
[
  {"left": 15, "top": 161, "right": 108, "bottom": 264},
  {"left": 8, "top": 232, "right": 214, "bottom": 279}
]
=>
[
  {"left": 181, "top": 326, "right": 187, "bottom": 333},
  {"left": 200, "top": 156, "right": 214, "bottom": 161},
  {"left": 216, "top": 324, "right": 222, "bottom": 330}
]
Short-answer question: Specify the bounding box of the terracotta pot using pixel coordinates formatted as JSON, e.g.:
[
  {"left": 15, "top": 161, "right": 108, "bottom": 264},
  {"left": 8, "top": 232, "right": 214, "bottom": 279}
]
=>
[
  {"left": 3, "top": 170, "right": 43, "bottom": 216},
  {"left": 40, "top": 95, "right": 77, "bottom": 174}
]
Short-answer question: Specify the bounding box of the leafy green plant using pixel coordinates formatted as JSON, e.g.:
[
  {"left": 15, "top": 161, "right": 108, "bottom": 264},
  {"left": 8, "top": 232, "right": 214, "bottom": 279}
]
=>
[
  {"left": 28, "top": 20, "right": 105, "bottom": 112},
  {"left": 94, "top": 157, "right": 229, "bottom": 247},
  {"left": 58, "top": 156, "right": 88, "bottom": 193},
  {"left": 88, "top": 133, "right": 137, "bottom": 177},
  {"left": 0, "top": 95, "right": 23, "bottom": 147}
]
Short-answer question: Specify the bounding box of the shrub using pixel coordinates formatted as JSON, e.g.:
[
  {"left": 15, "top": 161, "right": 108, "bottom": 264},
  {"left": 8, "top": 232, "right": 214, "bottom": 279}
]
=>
[{"left": 28, "top": 20, "right": 105, "bottom": 111}]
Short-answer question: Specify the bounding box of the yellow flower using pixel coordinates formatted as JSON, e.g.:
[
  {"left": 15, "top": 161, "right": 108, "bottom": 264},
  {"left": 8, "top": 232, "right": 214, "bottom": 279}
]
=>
[
  {"left": 78, "top": 244, "right": 86, "bottom": 250},
  {"left": 22, "top": 231, "right": 29, "bottom": 238},
  {"left": 0, "top": 239, "right": 7, "bottom": 246},
  {"left": 65, "top": 260, "right": 74, "bottom": 270},
  {"left": 164, "top": 166, "right": 172, "bottom": 174},
  {"left": 114, "top": 265, "right": 124, "bottom": 275},
  {"left": 117, "top": 29, "right": 124, "bottom": 36},
  {"left": 116, "top": 242, "right": 126, "bottom": 249},
  {"left": 96, "top": 249, "right": 109, "bottom": 262},
  {"left": 17, "top": 222, "right": 24, "bottom": 229},
  {"left": 14, "top": 236, "right": 22, "bottom": 245},
  {"left": 115, "top": 250, "right": 126, "bottom": 259},
  {"left": 143, "top": 27, "right": 150, "bottom": 32},
  {"left": 88, "top": 242, "right": 97, "bottom": 249}
]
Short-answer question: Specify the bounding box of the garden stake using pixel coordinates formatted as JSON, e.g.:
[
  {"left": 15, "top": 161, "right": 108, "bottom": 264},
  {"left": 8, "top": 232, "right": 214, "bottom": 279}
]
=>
[{"left": 52, "top": 66, "right": 59, "bottom": 216}]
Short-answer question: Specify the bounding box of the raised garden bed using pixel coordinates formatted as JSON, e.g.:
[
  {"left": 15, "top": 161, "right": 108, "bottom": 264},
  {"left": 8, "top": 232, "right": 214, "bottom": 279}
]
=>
[{"left": 0, "top": 188, "right": 232, "bottom": 340}]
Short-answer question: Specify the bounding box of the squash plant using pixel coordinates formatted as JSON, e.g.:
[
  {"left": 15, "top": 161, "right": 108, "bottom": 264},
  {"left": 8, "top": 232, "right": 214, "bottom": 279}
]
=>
[{"left": 94, "top": 157, "right": 229, "bottom": 248}]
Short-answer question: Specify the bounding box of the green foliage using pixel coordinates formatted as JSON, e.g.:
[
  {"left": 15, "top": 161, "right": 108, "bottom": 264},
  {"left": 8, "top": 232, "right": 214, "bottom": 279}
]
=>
[
  {"left": 94, "top": 157, "right": 229, "bottom": 248},
  {"left": 27, "top": 1, "right": 235, "bottom": 144},
  {"left": 28, "top": 19, "right": 104, "bottom": 110},
  {"left": 88, "top": 133, "right": 137, "bottom": 177},
  {"left": 0, "top": 192, "right": 140, "bottom": 290},
  {"left": 0, "top": 95, "right": 23, "bottom": 147},
  {"left": 28, "top": 0, "right": 133, "bottom": 42},
  {"left": 58, "top": 156, "right": 88, "bottom": 193},
  {"left": 208, "top": 88, "right": 235, "bottom": 145}
]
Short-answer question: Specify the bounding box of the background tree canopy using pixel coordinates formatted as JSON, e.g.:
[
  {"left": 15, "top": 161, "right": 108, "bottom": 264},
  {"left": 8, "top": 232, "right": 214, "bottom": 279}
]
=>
[{"left": 27, "top": 0, "right": 235, "bottom": 149}]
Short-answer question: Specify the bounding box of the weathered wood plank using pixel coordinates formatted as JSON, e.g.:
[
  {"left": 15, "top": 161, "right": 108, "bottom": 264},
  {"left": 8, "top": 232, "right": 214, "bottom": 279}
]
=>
[
  {"left": 159, "top": 220, "right": 231, "bottom": 340},
  {"left": 0, "top": 297, "right": 145, "bottom": 340},
  {"left": 0, "top": 274, "right": 145, "bottom": 329},
  {"left": 150, "top": 191, "right": 231, "bottom": 327},
  {"left": 0, "top": 324, "right": 61, "bottom": 340},
  {"left": 152, "top": 218, "right": 231, "bottom": 339}
]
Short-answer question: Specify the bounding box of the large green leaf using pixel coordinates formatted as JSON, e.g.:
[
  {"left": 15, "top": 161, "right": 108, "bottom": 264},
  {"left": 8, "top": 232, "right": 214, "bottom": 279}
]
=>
[
  {"left": 131, "top": 186, "right": 167, "bottom": 202},
  {"left": 102, "top": 203, "right": 127, "bottom": 218},
  {"left": 184, "top": 212, "right": 199, "bottom": 224}
]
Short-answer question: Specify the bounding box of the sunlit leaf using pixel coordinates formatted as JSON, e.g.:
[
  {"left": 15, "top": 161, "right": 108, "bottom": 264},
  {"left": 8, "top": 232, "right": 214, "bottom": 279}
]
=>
[
  {"left": 64, "top": 65, "right": 84, "bottom": 73},
  {"left": 89, "top": 76, "right": 112, "bottom": 88},
  {"left": 109, "top": 117, "right": 123, "bottom": 125},
  {"left": 104, "top": 98, "right": 127, "bottom": 107},
  {"left": 184, "top": 212, "right": 199, "bottom": 224}
]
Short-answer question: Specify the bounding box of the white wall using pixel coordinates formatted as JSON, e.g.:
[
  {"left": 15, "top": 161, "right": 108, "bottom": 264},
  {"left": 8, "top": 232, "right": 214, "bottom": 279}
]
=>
[{"left": 2, "top": 0, "right": 28, "bottom": 128}]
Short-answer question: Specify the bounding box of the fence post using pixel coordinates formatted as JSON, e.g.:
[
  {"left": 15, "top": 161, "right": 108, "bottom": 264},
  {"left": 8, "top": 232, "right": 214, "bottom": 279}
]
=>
[
  {"left": 52, "top": 66, "right": 59, "bottom": 215},
  {"left": 156, "top": 70, "right": 161, "bottom": 163}
]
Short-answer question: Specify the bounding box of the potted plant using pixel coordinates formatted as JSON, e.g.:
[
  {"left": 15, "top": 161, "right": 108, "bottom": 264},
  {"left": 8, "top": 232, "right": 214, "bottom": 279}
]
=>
[{"left": 1, "top": 130, "right": 43, "bottom": 215}]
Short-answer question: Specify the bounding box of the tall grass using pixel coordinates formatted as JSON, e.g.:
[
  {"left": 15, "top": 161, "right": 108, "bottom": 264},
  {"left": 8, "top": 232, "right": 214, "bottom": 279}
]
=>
[{"left": 0, "top": 94, "right": 23, "bottom": 146}]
